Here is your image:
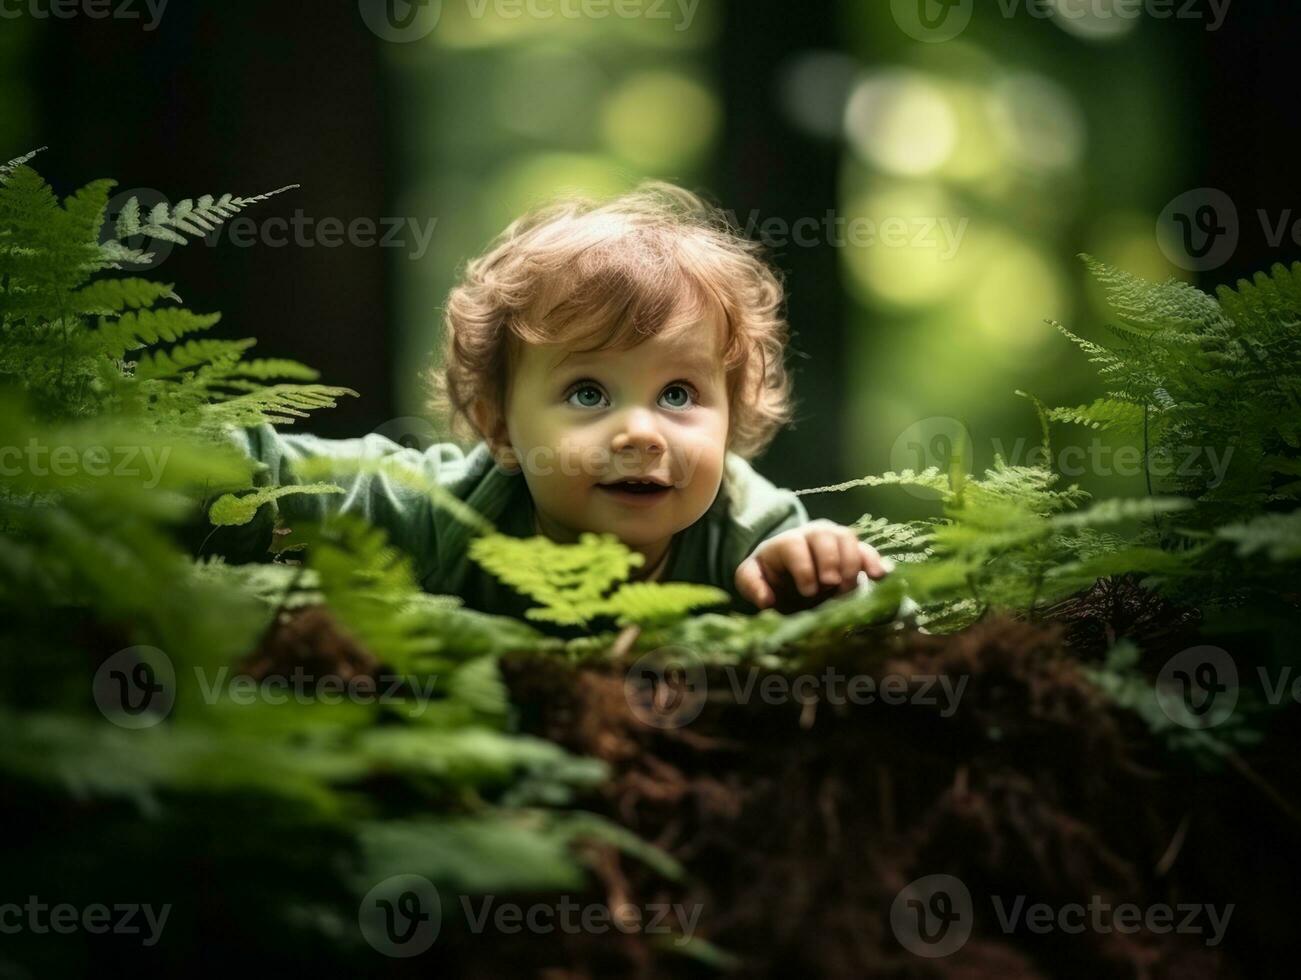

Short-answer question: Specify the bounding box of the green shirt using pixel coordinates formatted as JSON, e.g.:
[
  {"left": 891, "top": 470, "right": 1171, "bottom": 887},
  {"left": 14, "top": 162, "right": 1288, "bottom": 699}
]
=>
[{"left": 216, "top": 423, "right": 812, "bottom": 631}]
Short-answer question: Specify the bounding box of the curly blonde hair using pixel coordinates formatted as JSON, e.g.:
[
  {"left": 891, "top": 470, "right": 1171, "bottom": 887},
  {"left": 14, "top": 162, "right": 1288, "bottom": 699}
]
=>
[{"left": 425, "top": 180, "right": 795, "bottom": 461}]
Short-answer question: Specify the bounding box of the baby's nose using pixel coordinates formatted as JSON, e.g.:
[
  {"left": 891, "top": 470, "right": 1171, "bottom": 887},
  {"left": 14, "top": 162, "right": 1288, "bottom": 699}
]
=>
[{"left": 610, "top": 409, "right": 665, "bottom": 455}]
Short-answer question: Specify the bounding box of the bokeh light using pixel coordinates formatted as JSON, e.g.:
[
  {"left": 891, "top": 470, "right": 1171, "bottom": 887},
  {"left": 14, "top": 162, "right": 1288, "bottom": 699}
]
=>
[
  {"left": 600, "top": 70, "right": 719, "bottom": 171},
  {"left": 844, "top": 70, "right": 959, "bottom": 176}
]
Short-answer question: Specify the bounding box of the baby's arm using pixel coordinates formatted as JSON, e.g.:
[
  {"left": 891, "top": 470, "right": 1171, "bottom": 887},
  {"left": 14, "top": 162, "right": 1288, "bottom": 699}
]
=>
[{"left": 201, "top": 423, "right": 459, "bottom": 573}]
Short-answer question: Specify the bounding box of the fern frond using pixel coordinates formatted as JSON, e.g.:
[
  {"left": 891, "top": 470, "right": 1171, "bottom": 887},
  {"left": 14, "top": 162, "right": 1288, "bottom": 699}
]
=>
[
  {"left": 795, "top": 467, "right": 951, "bottom": 498},
  {"left": 467, "top": 532, "right": 643, "bottom": 627},
  {"left": 1050, "top": 496, "right": 1191, "bottom": 530},
  {"left": 208, "top": 484, "right": 346, "bottom": 527},
  {"left": 132, "top": 338, "right": 257, "bottom": 379},
  {"left": 1216, "top": 512, "right": 1301, "bottom": 562},
  {"left": 851, "top": 514, "right": 934, "bottom": 559},
  {"left": 0, "top": 147, "right": 47, "bottom": 182},
  {"left": 198, "top": 383, "right": 360, "bottom": 429},
  {"left": 600, "top": 581, "right": 729, "bottom": 627},
  {"left": 1217, "top": 261, "right": 1301, "bottom": 331},
  {"left": 1082, "top": 253, "right": 1232, "bottom": 333},
  {"left": 93, "top": 307, "right": 223, "bottom": 359},
  {"left": 1048, "top": 398, "right": 1147, "bottom": 433},
  {"left": 99, "top": 184, "right": 301, "bottom": 258},
  {"left": 72, "top": 277, "right": 179, "bottom": 314}
]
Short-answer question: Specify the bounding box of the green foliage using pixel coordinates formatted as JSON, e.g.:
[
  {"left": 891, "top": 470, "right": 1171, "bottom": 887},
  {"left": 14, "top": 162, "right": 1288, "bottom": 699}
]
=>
[
  {"left": 1, "top": 157, "right": 664, "bottom": 973},
  {"left": 100, "top": 184, "right": 300, "bottom": 268},
  {"left": 467, "top": 529, "right": 729, "bottom": 628},
  {"left": 1082, "top": 640, "right": 1262, "bottom": 765},
  {"left": 209, "top": 482, "right": 345, "bottom": 527},
  {"left": 5, "top": 152, "right": 1300, "bottom": 972}
]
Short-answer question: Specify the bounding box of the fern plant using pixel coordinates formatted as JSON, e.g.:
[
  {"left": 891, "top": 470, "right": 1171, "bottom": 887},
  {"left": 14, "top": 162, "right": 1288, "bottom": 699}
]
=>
[{"left": 1, "top": 155, "right": 680, "bottom": 976}]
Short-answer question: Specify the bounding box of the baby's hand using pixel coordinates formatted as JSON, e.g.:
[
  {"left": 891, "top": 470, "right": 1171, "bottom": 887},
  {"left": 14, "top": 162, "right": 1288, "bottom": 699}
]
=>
[{"left": 735, "top": 519, "right": 890, "bottom": 613}]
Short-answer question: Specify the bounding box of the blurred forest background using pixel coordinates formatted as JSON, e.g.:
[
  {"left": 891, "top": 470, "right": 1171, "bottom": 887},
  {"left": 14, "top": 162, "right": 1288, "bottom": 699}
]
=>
[{"left": 3, "top": 0, "right": 1298, "bottom": 525}]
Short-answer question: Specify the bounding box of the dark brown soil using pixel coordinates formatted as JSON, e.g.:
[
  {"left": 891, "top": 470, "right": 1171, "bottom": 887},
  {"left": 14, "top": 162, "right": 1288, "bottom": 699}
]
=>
[{"left": 245, "top": 591, "right": 1300, "bottom": 979}]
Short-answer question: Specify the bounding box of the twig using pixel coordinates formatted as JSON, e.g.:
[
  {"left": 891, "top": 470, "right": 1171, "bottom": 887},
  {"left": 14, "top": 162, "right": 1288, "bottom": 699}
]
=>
[{"left": 1155, "top": 812, "right": 1190, "bottom": 876}]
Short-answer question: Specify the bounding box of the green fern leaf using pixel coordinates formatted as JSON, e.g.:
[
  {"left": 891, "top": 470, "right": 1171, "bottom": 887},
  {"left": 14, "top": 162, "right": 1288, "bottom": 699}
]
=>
[
  {"left": 600, "top": 581, "right": 729, "bottom": 627},
  {"left": 1216, "top": 512, "right": 1301, "bottom": 561},
  {"left": 209, "top": 483, "right": 345, "bottom": 527}
]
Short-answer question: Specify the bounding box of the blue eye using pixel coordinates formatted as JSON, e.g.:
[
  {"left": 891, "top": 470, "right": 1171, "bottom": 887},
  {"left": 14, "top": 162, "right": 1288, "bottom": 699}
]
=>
[
  {"left": 564, "top": 380, "right": 697, "bottom": 410},
  {"left": 566, "top": 383, "right": 607, "bottom": 409},
  {"left": 660, "top": 384, "right": 695, "bottom": 410}
]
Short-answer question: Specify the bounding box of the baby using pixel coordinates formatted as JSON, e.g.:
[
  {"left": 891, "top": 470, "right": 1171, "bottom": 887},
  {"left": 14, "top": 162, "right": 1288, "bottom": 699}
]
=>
[{"left": 219, "top": 182, "right": 888, "bottom": 625}]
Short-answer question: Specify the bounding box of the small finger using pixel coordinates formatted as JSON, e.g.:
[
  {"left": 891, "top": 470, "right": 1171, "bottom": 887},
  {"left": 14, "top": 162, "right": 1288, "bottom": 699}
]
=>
[
  {"left": 808, "top": 530, "right": 845, "bottom": 590},
  {"left": 837, "top": 533, "right": 862, "bottom": 592},
  {"left": 770, "top": 536, "right": 818, "bottom": 597},
  {"left": 735, "top": 555, "right": 776, "bottom": 608},
  {"left": 860, "top": 542, "right": 888, "bottom": 579}
]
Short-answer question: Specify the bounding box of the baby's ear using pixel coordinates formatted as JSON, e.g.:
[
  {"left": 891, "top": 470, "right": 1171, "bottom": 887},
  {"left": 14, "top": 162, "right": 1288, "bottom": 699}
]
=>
[{"left": 469, "top": 399, "right": 519, "bottom": 471}]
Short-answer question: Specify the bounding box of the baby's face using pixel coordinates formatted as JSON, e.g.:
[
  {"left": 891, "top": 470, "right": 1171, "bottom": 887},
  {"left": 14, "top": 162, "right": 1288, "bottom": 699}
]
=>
[{"left": 498, "top": 315, "right": 729, "bottom": 554}]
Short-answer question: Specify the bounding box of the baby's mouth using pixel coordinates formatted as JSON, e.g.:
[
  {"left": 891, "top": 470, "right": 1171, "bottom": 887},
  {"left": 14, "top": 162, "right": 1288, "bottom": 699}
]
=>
[{"left": 596, "top": 478, "right": 674, "bottom": 502}]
